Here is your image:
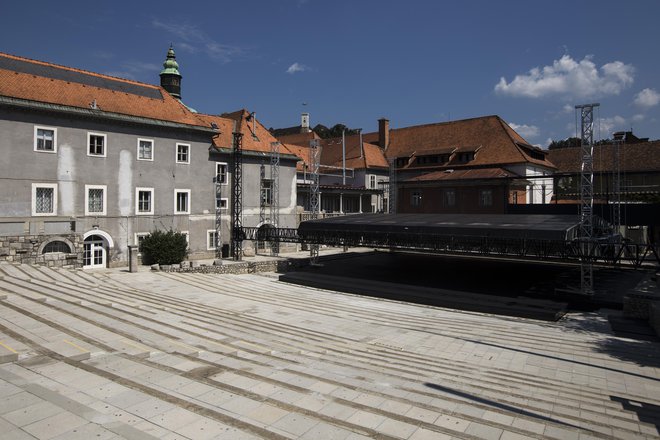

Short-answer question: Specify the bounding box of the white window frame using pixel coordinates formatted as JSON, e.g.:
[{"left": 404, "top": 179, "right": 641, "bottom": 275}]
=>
[
  {"left": 216, "top": 197, "right": 228, "bottom": 210},
  {"left": 31, "top": 183, "right": 58, "bottom": 216},
  {"left": 34, "top": 126, "right": 57, "bottom": 153},
  {"left": 137, "top": 138, "right": 154, "bottom": 161},
  {"left": 174, "top": 189, "right": 191, "bottom": 215},
  {"left": 84, "top": 184, "right": 107, "bottom": 216},
  {"left": 134, "top": 232, "right": 150, "bottom": 253},
  {"left": 215, "top": 162, "right": 228, "bottom": 185},
  {"left": 87, "top": 132, "right": 107, "bottom": 157},
  {"left": 367, "top": 174, "right": 377, "bottom": 189},
  {"left": 135, "top": 187, "right": 154, "bottom": 215},
  {"left": 207, "top": 229, "right": 218, "bottom": 250},
  {"left": 176, "top": 143, "right": 190, "bottom": 164},
  {"left": 180, "top": 230, "right": 190, "bottom": 248}
]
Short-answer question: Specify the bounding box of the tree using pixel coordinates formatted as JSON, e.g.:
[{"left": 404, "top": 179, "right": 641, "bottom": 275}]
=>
[
  {"left": 548, "top": 137, "right": 581, "bottom": 149},
  {"left": 140, "top": 230, "right": 189, "bottom": 265},
  {"left": 313, "top": 123, "right": 360, "bottom": 139}
]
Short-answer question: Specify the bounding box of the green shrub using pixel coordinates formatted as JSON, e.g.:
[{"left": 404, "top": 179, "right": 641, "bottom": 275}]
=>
[{"left": 140, "top": 230, "right": 188, "bottom": 265}]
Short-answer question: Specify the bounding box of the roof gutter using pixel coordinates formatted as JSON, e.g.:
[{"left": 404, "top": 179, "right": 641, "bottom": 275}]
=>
[{"left": 0, "top": 95, "right": 218, "bottom": 134}]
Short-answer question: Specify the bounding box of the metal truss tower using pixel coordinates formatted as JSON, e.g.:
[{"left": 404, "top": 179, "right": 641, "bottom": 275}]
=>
[
  {"left": 388, "top": 159, "right": 397, "bottom": 214},
  {"left": 612, "top": 134, "right": 623, "bottom": 235},
  {"left": 576, "top": 103, "right": 599, "bottom": 295},
  {"left": 231, "top": 132, "right": 243, "bottom": 261},
  {"left": 309, "top": 139, "right": 321, "bottom": 263},
  {"left": 259, "top": 163, "right": 266, "bottom": 226},
  {"left": 270, "top": 141, "right": 281, "bottom": 255}
]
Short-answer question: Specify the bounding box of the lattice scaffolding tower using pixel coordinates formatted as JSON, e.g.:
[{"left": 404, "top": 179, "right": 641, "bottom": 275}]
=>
[
  {"left": 231, "top": 132, "right": 244, "bottom": 261},
  {"left": 388, "top": 159, "right": 397, "bottom": 214},
  {"left": 576, "top": 103, "right": 599, "bottom": 295},
  {"left": 308, "top": 139, "right": 321, "bottom": 263},
  {"left": 270, "top": 141, "right": 281, "bottom": 255}
]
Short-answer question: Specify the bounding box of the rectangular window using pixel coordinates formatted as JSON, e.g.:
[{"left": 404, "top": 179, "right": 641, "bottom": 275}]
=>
[
  {"left": 136, "top": 187, "right": 154, "bottom": 215},
  {"left": 137, "top": 138, "right": 154, "bottom": 161},
  {"left": 216, "top": 162, "right": 228, "bottom": 184},
  {"left": 180, "top": 231, "right": 190, "bottom": 247},
  {"left": 135, "top": 233, "right": 150, "bottom": 254},
  {"left": 176, "top": 143, "right": 190, "bottom": 164},
  {"left": 444, "top": 189, "right": 456, "bottom": 207},
  {"left": 411, "top": 191, "right": 422, "bottom": 207},
  {"left": 216, "top": 197, "right": 228, "bottom": 210},
  {"left": 261, "top": 179, "right": 273, "bottom": 205},
  {"left": 34, "top": 126, "right": 57, "bottom": 152},
  {"left": 88, "top": 133, "right": 106, "bottom": 157},
  {"left": 85, "top": 185, "right": 107, "bottom": 216},
  {"left": 368, "top": 175, "right": 377, "bottom": 189},
  {"left": 32, "top": 183, "right": 57, "bottom": 216},
  {"left": 207, "top": 230, "right": 218, "bottom": 250},
  {"left": 174, "top": 189, "right": 190, "bottom": 214},
  {"left": 479, "top": 189, "right": 493, "bottom": 207}
]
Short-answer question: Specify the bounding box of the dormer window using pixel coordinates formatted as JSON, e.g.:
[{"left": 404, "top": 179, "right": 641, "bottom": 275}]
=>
[{"left": 457, "top": 152, "right": 475, "bottom": 163}]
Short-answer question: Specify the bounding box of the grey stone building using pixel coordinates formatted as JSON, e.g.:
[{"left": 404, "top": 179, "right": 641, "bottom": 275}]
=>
[{"left": 0, "top": 49, "right": 299, "bottom": 268}]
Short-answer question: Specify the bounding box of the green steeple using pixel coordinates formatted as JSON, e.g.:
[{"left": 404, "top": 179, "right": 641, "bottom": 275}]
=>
[
  {"left": 160, "top": 46, "right": 180, "bottom": 76},
  {"left": 159, "top": 45, "right": 182, "bottom": 99}
]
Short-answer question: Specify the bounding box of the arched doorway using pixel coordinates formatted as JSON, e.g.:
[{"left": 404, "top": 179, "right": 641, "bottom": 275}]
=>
[{"left": 83, "top": 235, "right": 107, "bottom": 268}]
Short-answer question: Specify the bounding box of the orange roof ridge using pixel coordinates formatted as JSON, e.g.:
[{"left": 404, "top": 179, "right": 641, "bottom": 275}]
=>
[
  {"left": 0, "top": 51, "right": 160, "bottom": 89},
  {"left": 388, "top": 114, "right": 501, "bottom": 133}
]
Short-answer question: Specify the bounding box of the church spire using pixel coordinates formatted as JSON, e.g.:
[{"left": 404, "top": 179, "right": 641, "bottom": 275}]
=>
[{"left": 160, "top": 45, "right": 182, "bottom": 99}]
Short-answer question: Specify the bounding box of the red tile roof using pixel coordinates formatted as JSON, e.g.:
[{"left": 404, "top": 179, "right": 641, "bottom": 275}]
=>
[
  {"left": 405, "top": 167, "right": 519, "bottom": 182},
  {"left": 365, "top": 115, "right": 555, "bottom": 170},
  {"left": 318, "top": 136, "right": 389, "bottom": 170},
  {"left": 0, "top": 52, "right": 207, "bottom": 128},
  {"left": 198, "top": 109, "right": 299, "bottom": 156},
  {"left": 275, "top": 131, "right": 320, "bottom": 146},
  {"left": 548, "top": 141, "right": 660, "bottom": 174}
]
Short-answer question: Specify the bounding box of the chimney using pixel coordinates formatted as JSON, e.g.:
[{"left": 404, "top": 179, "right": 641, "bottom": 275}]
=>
[
  {"left": 301, "top": 113, "right": 310, "bottom": 133},
  {"left": 378, "top": 118, "right": 390, "bottom": 150}
]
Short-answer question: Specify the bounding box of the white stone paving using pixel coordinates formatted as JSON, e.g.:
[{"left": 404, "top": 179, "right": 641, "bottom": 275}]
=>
[{"left": 0, "top": 261, "right": 657, "bottom": 439}]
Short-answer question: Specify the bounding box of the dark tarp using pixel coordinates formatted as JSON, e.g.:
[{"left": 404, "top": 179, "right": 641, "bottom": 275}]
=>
[{"left": 298, "top": 213, "right": 581, "bottom": 241}]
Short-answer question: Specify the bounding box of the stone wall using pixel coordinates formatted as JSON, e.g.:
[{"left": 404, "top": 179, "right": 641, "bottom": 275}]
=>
[
  {"left": 152, "top": 257, "right": 311, "bottom": 275},
  {"left": 0, "top": 234, "right": 83, "bottom": 268}
]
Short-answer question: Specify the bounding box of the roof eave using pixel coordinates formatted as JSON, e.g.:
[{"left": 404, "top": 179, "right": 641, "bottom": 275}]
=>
[{"left": 0, "top": 95, "right": 217, "bottom": 134}]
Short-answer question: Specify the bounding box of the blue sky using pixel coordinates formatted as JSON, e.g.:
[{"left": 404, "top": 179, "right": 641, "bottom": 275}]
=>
[{"left": 2, "top": 0, "right": 660, "bottom": 146}]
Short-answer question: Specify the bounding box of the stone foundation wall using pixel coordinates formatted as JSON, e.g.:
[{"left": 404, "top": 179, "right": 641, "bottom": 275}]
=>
[
  {"left": 0, "top": 234, "right": 83, "bottom": 268},
  {"left": 152, "top": 257, "right": 310, "bottom": 275}
]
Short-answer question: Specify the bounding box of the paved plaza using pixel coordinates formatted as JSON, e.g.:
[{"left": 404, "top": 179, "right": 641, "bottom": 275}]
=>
[{"left": 0, "top": 259, "right": 658, "bottom": 439}]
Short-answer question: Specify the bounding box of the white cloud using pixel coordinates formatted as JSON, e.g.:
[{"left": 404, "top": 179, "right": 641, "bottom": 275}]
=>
[
  {"left": 152, "top": 19, "right": 243, "bottom": 63},
  {"left": 286, "top": 62, "right": 310, "bottom": 74},
  {"left": 633, "top": 88, "right": 660, "bottom": 107},
  {"left": 598, "top": 115, "right": 627, "bottom": 138},
  {"left": 562, "top": 104, "right": 574, "bottom": 113},
  {"left": 495, "top": 55, "right": 634, "bottom": 98},
  {"left": 509, "top": 122, "right": 540, "bottom": 139},
  {"left": 632, "top": 114, "right": 645, "bottom": 123}
]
